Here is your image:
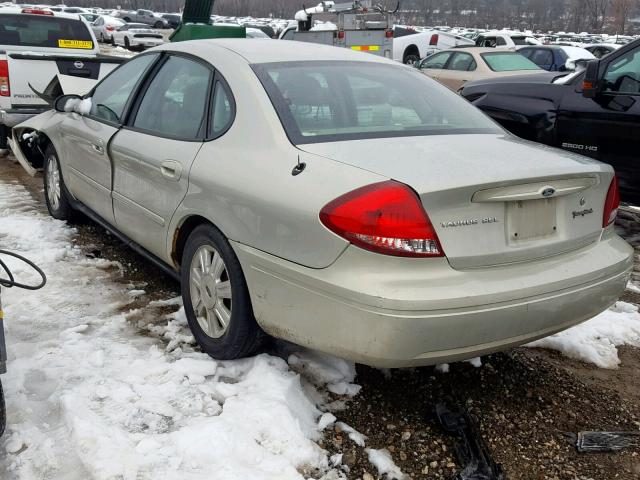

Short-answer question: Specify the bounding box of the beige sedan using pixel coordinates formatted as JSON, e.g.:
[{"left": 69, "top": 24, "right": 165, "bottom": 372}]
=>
[{"left": 416, "top": 47, "right": 543, "bottom": 91}]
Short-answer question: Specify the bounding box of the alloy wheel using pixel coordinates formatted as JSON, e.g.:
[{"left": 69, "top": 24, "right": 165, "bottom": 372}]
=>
[
  {"left": 189, "top": 245, "right": 232, "bottom": 339},
  {"left": 46, "top": 155, "right": 61, "bottom": 212}
]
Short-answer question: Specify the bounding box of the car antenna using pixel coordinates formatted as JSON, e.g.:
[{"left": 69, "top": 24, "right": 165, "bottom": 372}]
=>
[{"left": 292, "top": 155, "right": 307, "bottom": 176}]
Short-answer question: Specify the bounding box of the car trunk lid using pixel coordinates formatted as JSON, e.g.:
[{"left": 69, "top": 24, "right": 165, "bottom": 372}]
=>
[{"left": 300, "top": 133, "right": 613, "bottom": 269}]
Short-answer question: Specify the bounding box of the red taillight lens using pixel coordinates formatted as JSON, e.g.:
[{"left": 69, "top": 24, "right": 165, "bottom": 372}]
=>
[
  {"left": 385, "top": 29, "right": 393, "bottom": 38},
  {"left": 0, "top": 60, "right": 9, "bottom": 97},
  {"left": 22, "top": 8, "right": 54, "bottom": 15},
  {"left": 603, "top": 175, "right": 620, "bottom": 227},
  {"left": 320, "top": 181, "right": 444, "bottom": 257},
  {"left": 337, "top": 31, "right": 345, "bottom": 40},
  {"left": 106, "top": 25, "right": 115, "bottom": 31},
  {"left": 429, "top": 33, "right": 439, "bottom": 46}
]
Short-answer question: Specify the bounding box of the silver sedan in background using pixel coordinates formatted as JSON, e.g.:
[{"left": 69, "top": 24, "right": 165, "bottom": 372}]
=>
[{"left": 11, "top": 40, "right": 633, "bottom": 367}]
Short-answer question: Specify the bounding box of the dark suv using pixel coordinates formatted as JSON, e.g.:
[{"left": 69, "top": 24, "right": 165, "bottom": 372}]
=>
[{"left": 461, "top": 39, "right": 640, "bottom": 204}]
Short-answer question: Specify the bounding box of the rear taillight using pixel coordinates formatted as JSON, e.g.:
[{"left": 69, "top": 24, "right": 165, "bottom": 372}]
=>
[
  {"left": 106, "top": 25, "right": 115, "bottom": 31},
  {"left": 603, "top": 175, "right": 620, "bottom": 227},
  {"left": 320, "top": 181, "right": 444, "bottom": 257},
  {"left": 385, "top": 29, "right": 393, "bottom": 38},
  {"left": 429, "top": 33, "right": 439, "bottom": 46},
  {"left": 21, "top": 8, "right": 54, "bottom": 15},
  {"left": 0, "top": 60, "right": 9, "bottom": 97},
  {"left": 337, "top": 31, "right": 345, "bottom": 40}
]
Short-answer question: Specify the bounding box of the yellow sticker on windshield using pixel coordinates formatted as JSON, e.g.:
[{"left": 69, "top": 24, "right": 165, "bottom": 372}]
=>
[{"left": 58, "top": 39, "right": 93, "bottom": 49}]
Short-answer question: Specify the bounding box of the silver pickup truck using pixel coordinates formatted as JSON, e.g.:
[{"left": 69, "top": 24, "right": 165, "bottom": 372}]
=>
[
  {"left": 115, "top": 9, "right": 169, "bottom": 29},
  {"left": 0, "top": 8, "right": 125, "bottom": 151}
]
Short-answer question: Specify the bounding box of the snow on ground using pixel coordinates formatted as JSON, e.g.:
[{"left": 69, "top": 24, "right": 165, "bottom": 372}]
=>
[
  {"left": 0, "top": 179, "right": 357, "bottom": 479},
  {"left": 527, "top": 301, "right": 640, "bottom": 368},
  {"left": 365, "top": 448, "right": 407, "bottom": 480}
]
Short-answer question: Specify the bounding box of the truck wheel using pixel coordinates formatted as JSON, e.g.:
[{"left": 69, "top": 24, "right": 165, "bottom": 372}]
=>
[
  {"left": 404, "top": 52, "right": 420, "bottom": 65},
  {"left": 181, "top": 224, "right": 264, "bottom": 360},
  {"left": 43, "top": 144, "right": 74, "bottom": 221}
]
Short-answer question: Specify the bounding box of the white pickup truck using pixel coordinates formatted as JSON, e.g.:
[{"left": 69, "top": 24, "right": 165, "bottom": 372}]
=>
[{"left": 0, "top": 7, "right": 125, "bottom": 151}]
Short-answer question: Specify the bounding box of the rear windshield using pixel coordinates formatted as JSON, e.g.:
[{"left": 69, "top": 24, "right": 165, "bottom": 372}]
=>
[
  {"left": 511, "top": 36, "right": 530, "bottom": 46},
  {"left": 481, "top": 52, "right": 540, "bottom": 71},
  {"left": 252, "top": 61, "right": 501, "bottom": 144},
  {"left": 0, "top": 14, "right": 93, "bottom": 49}
]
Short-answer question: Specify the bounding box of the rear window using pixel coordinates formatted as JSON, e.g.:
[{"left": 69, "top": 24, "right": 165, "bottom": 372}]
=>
[
  {"left": 0, "top": 14, "right": 93, "bottom": 49},
  {"left": 511, "top": 36, "right": 530, "bottom": 46},
  {"left": 481, "top": 52, "right": 540, "bottom": 72},
  {"left": 252, "top": 61, "right": 501, "bottom": 144}
]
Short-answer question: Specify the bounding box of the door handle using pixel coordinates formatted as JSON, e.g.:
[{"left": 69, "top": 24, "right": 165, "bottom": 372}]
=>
[{"left": 160, "top": 160, "right": 182, "bottom": 181}]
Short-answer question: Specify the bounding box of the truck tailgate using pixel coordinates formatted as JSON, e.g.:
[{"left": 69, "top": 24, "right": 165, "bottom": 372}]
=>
[{"left": 7, "top": 54, "right": 126, "bottom": 106}]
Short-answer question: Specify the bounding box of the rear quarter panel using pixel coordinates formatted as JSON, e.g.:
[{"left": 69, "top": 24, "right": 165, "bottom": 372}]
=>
[{"left": 166, "top": 52, "right": 386, "bottom": 269}]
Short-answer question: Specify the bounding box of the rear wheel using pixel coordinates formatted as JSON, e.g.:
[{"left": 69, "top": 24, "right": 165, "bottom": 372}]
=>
[
  {"left": 43, "top": 144, "right": 74, "bottom": 221},
  {"left": 100, "top": 32, "right": 105, "bottom": 42},
  {"left": 124, "top": 37, "right": 131, "bottom": 49},
  {"left": 181, "top": 224, "right": 263, "bottom": 360},
  {"left": 154, "top": 21, "right": 163, "bottom": 28},
  {"left": 404, "top": 51, "right": 421, "bottom": 65}
]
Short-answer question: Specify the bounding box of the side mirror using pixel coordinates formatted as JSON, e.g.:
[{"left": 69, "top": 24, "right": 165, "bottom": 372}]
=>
[
  {"left": 54, "top": 94, "right": 83, "bottom": 113},
  {"left": 582, "top": 59, "right": 600, "bottom": 98}
]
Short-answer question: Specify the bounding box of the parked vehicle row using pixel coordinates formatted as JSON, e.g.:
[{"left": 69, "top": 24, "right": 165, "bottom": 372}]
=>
[{"left": 7, "top": 39, "right": 632, "bottom": 368}]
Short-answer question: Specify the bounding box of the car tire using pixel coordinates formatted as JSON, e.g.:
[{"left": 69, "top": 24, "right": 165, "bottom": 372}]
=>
[
  {"left": 43, "top": 144, "right": 74, "bottom": 221},
  {"left": 181, "top": 224, "right": 264, "bottom": 360},
  {"left": 154, "top": 21, "right": 163, "bottom": 28},
  {"left": 124, "top": 37, "right": 131, "bottom": 49},
  {"left": 100, "top": 32, "right": 105, "bottom": 43},
  {"left": 404, "top": 53, "right": 420, "bottom": 65}
]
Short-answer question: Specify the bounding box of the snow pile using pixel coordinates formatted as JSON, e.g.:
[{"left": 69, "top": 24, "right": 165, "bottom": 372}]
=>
[
  {"left": 527, "top": 301, "right": 640, "bottom": 368},
  {"left": 365, "top": 448, "right": 408, "bottom": 480},
  {"left": 0, "top": 180, "right": 354, "bottom": 479},
  {"left": 63, "top": 97, "right": 92, "bottom": 115}
]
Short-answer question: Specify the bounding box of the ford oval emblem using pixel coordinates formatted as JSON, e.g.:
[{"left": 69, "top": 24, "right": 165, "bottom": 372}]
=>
[
  {"left": 74, "top": 60, "right": 85, "bottom": 69},
  {"left": 541, "top": 187, "right": 556, "bottom": 198}
]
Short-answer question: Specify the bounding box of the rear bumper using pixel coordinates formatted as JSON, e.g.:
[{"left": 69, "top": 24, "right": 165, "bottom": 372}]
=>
[
  {"left": 1, "top": 107, "right": 49, "bottom": 128},
  {"left": 232, "top": 233, "right": 633, "bottom": 367}
]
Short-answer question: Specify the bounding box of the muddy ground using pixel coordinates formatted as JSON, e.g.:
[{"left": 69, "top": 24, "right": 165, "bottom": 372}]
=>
[{"left": 1, "top": 156, "right": 639, "bottom": 480}]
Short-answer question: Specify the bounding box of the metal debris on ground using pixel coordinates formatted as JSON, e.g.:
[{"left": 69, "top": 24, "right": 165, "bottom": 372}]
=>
[
  {"left": 567, "top": 431, "right": 640, "bottom": 453},
  {"left": 435, "top": 403, "right": 507, "bottom": 480}
]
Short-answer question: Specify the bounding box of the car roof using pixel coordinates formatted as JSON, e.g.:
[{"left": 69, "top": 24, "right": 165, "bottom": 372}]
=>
[{"left": 159, "top": 38, "right": 400, "bottom": 65}]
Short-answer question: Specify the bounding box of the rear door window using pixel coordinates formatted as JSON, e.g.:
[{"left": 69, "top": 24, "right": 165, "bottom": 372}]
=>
[
  {"left": 133, "top": 55, "right": 212, "bottom": 139},
  {"left": 0, "top": 14, "right": 93, "bottom": 49},
  {"left": 447, "top": 52, "right": 477, "bottom": 71}
]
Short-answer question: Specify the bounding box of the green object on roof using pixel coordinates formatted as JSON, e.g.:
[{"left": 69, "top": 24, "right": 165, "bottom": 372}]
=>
[
  {"left": 169, "top": 0, "right": 246, "bottom": 42},
  {"left": 182, "top": 0, "right": 214, "bottom": 23},
  {"left": 170, "top": 23, "right": 246, "bottom": 42}
]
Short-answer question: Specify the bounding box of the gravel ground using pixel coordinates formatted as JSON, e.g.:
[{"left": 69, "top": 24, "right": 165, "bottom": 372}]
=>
[{"left": 2, "top": 157, "right": 639, "bottom": 480}]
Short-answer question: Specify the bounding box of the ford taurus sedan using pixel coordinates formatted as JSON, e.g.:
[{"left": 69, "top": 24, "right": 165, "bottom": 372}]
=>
[{"left": 10, "top": 40, "right": 633, "bottom": 367}]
